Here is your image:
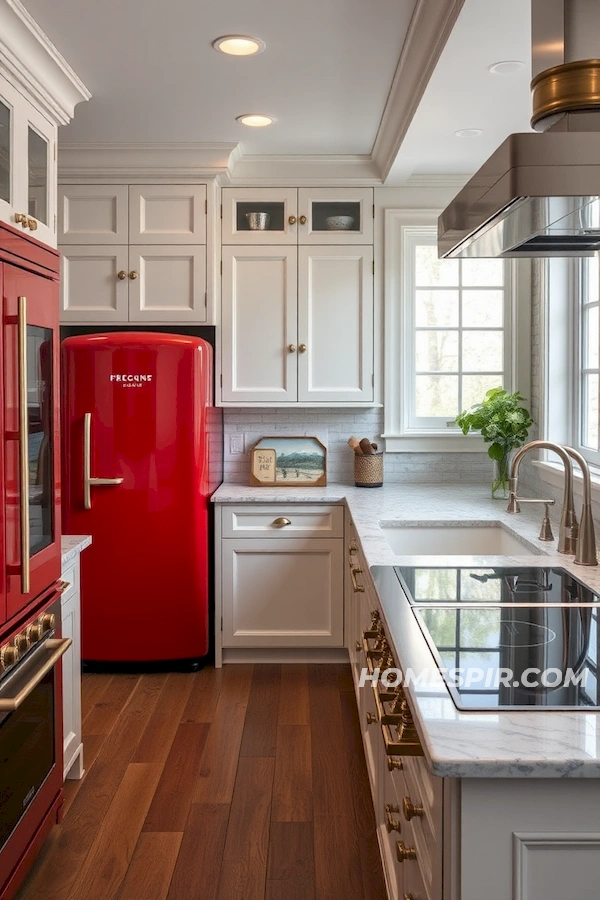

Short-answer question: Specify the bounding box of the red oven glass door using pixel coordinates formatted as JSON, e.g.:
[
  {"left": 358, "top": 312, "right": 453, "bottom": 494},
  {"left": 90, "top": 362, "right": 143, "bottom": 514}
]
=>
[
  {"left": 3, "top": 263, "right": 61, "bottom": 622},
  {"left": 0, "top": 592, "right": 68, "bottom": 900}
]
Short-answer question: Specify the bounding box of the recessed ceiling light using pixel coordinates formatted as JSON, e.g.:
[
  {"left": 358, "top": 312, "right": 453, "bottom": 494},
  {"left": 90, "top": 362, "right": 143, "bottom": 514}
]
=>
[
  {"left": 236, "top": 114, "right": 274, "bottom": 127},
  {"left": 487, "top": 60, "right": 526, "bottom": 75},
  {"left": 212, "top": 35, "right": 265, "bottom": 56},
  {"left": 454, "top": 128, "right": 483, "bottom": 138}
]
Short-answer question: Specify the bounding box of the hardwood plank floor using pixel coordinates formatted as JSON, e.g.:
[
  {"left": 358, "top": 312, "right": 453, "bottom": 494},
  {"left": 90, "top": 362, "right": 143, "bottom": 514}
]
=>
[{"left": 16, "top": 664, "right": 387, "bottom": 900}]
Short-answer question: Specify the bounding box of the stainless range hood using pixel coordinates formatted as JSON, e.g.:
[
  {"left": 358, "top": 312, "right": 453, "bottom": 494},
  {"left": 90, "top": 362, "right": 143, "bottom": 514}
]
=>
[
  {"left": 438, "top": 131, "right": 600, "bottom": 258},
  {"left": 438, "top": 0, "right": 600, "bottom": 259}
]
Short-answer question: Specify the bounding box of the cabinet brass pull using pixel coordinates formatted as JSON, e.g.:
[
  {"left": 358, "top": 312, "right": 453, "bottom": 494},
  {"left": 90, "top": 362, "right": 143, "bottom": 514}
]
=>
[
  {"left": 385, "top": 804, "right": 402, "bottom": 834},
  {"left": 350, "top": 566, "right": 365, "bottom": 593},
  {"left": 26, "top": 217, "right": 37, "bottom": 231},
  {"left": 348, "top": 541, "right": 358, "bottom": 555},
  {"left": 366, "top": 711, "right": 378, "bottom": 725},
  {"left": 396, "top": 841, "right": 417, "bottom": 863},
  {"left": 388, "top": 756, "right": 403, "bottom": 771},
  {"left": 299, "top": 214, "right": 307, "bottom": 225},
  {"left": 117, "top": 270, "right": 127, "bottom": 280},
  {"left": 288, "top": 215, "right": 297, "bottom": 225},
  {"left": 129, "top": 270, "right": 138, "bottom": 280},
  {"left": 288, "top": 344, "right": 296, "bottom": 353},
  {"left": 14, "top": 212, "right": 27, "bottom": 226},
  {"left": 272, "top": 517, "right": 291, "bottom": 527},
  {"left": 57, "top": 581, "right": 71, "bottom": 593},
  {"left": 403, "top": 796, "right": 424, "bottom": 821}
]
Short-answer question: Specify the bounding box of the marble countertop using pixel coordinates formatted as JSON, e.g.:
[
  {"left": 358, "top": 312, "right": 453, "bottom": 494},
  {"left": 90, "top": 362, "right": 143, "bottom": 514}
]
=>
[
  {"left": 61, "top": 534, "right": 92, "bottom": 567},
  {"left": 213, "top": 482, "right": 600, "bottom": 777}
]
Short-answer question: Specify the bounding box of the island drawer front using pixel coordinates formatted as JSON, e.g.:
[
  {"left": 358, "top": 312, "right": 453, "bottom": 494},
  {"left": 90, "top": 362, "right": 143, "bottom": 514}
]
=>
[
  {"left": 221, "top": 505, "right": 344, "bottom": 538},
  {"left": 402, "top": 756, "right": 443, "bottom": 900},
  {"left": 60, "top": 559, "right": 80, "bottom": 602}
]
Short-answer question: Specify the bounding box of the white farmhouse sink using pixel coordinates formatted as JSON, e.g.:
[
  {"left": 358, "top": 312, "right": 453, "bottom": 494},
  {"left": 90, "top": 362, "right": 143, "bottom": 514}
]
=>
[{"left": 379, "top": 523, "right": 541, "bottom": 556}]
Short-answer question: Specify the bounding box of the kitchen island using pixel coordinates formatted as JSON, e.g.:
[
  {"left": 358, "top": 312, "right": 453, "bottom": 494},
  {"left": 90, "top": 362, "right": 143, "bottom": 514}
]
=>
[{"left": 213, "top": 482, "right": 600, "bottom": 900}]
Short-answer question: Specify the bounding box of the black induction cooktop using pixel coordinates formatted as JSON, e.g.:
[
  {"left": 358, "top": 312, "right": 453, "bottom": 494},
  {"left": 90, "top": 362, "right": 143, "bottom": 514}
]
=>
[{"left": 387, "top": 566, "right": 600, "bottom": 711}]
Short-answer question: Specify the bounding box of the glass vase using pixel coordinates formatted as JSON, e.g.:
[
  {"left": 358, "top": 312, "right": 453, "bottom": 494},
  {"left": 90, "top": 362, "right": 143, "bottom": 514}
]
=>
[{"left": 492, "top": 450, "right": 512, "bottom": 500}]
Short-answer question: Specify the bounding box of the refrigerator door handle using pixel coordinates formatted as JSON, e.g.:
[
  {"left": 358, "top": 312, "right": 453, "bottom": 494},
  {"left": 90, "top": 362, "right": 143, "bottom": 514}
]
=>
[
  {"left": 17, "top": 296, "right": 30, "bottom": 594},
  {"left": 83, "top": 412, "right": 124, "bottom": 510}
]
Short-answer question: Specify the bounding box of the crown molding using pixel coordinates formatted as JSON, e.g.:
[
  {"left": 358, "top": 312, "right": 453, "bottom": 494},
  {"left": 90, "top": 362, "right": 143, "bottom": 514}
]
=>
[
  {"left": 58, "top": 142, "right": 237, "bottom": 181},
  {"left": 222, "top": 153, "right": 382, "bottom": 186},
  {"left": 371, "top": 0, "right": 466, "bottom": 182},
  {"left": 0, "top": 0, "right": 90, "bottom": 124}
]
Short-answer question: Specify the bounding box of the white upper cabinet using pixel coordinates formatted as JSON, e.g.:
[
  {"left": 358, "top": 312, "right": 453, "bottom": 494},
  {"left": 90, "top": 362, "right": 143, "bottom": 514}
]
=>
[
  {"left": 58, "top": 184, "right": 206, "bottom": 245},
  {"left": 221, "top": 187, "right": 373, "bottom": 245},
  {"left": 58, "top": 185, "right": 128, "bottom": 244},
  {"left": 59, "top": 184, "right": 209, "bottom": 324},
  {"left": 0, "top": 78, "right": 57, "bottom": 246}
]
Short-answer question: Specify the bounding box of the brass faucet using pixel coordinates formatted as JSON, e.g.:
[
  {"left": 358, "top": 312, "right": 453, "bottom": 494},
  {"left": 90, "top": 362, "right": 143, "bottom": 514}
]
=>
[
  {"left": 563, "top": 447, "right": 598, "bottom": 567},
  {"left": 507, "top": 440, "right": 578, "bottom": 555}
]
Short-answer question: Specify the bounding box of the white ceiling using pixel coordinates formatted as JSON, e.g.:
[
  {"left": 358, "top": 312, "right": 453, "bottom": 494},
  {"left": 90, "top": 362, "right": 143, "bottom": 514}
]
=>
[{"left": 23, "top": 0, "right": 533, "bottom": 182}]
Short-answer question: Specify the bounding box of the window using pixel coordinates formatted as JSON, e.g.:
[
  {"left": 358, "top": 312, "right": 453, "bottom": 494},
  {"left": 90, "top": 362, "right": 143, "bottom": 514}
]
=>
[
  {"left": 578, "top": 254, "right": 600, "bottom": 466},
  {"left": 384, "top": 210, "right": 530, "bottom": 452}
]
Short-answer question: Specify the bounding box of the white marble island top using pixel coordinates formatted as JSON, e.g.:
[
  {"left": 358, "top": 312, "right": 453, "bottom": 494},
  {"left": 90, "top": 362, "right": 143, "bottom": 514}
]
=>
[
  {"left": 61, "top": 534, "right": 92, "bottom": 567},
  {"left": 213, "top": 482, "right": 600, "bottom": 777}
]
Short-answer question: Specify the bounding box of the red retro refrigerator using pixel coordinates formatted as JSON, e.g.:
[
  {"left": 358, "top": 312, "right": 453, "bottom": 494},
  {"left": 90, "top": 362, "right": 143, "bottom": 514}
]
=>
[{"left": 61, "top": 333, "right": 222, "bottom": 662}]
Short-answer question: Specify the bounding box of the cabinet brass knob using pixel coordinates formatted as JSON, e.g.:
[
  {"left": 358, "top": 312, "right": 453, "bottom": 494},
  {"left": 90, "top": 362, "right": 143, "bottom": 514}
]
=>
[
  {"left": 129, "top": 270, "right": 138, "bottom": 280},
  {"left": 57, "top": 580, "right": 71, "bottom": 593},
  {"left": 366, "top": 711, "right": 377, "bottom": 725},
  {"left": 354, "top": 640, "right": 361, "bottom": 651},
  {"left": 288, "top": 344, "right": 296, "bottom": 353},
  {"left": 272, "top": 517, "right": 291, "bottom": 527},
  {"left": 396, "top": 841, "right": 417, "bottom": 863},
  {"left": 299, "top": 214, "right": 307, "bottom": 225},
  {"left": 26, "top": 217, "right": 38, "bottom": 231},
  {"left": 298, "top": 343, "right": 307, "bottom": 353},
  {"left": 387, "top": 756, "right": 403, "bottom": 771},
  {"left": 288, "top": 215, "right": 297, "bottom": 225},
  {"left": 351, "top": 567, "right": 365, "bottom": 593},
  {"left": 385, "top": 804, "right": 401, "bottom": 834},
  {"left": 117, "top": 270, "right": 127, "bottom": 280},
  {"left": 403, "top": 796, "right": 425, "bottom": 821},
  {"left": 14, "top": 213, "right": 27, "bottom": 226},
  {"left": 348, "top": 541, "right": 358, "bottom": 555}
]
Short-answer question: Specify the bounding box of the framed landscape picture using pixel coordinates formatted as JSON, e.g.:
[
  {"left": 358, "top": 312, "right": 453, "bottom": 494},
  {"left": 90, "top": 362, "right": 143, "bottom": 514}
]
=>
[{"left": 250, "top": 436, "right": 327, "bottom": 486}]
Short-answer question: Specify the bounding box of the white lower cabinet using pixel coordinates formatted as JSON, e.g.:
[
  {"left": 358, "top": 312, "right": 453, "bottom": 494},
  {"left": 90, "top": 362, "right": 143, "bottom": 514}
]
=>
[
  {"left": 60, "top": 557, "right": 83, "bottom": 780},
  {"left": 218, "top": 504, "right": 344, "bottom": 652}
]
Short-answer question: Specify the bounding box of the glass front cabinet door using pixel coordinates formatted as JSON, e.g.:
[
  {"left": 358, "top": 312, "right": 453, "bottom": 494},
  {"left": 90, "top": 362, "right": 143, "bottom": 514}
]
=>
[
  {"left": 221, "top": 187, "right": 373, "bottom": 245},
  {"left": 0, "top": 76, "right": 57, "bottom": 246}
]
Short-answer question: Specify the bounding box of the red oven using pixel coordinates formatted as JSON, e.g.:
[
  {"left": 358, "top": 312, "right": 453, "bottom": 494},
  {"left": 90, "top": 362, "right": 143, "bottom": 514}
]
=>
[
  {"left": 0, "top": 587, "right": 70, "bottom": 900},
  {"left": 0, "top": 223, "right": 63, "bottom": 898}
]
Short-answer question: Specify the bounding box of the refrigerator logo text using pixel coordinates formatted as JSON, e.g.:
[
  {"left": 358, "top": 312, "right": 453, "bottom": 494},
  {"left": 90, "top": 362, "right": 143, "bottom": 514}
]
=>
[{"left": 110, "top": 374, "right": 153, "bottom": 388}]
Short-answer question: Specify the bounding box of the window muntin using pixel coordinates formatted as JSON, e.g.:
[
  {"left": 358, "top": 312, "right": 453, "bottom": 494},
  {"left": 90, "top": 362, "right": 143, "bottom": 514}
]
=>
[
  {"left": 578, "top": 254, "right": 600, "bottom": 465},
  {"left": 405, "top": 230, "right": 510, "bottom": 430}
]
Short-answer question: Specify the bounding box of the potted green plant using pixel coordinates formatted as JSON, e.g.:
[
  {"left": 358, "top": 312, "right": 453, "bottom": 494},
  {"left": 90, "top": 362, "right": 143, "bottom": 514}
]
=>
[{"left": 455, "top": 387, "right": 534, "bottom": 498}]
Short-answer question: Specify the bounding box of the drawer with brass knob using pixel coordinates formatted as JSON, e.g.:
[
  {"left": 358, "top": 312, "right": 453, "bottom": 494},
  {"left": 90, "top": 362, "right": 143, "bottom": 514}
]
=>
[
  {"left": 221, "top": 505, "right": 343, "bottom": 538},
  {"left": 396, "top": 841, "right": 417, "bottom": 863}
]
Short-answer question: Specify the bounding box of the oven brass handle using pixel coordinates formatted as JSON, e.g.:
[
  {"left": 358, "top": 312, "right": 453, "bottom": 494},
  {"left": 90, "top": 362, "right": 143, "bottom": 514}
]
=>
[
  {"left": 350, "top": 566, "right": 365, "bottom": 592},
  {"left": 83, "top": 412, "right": 124, "bottom": 510},
  {"left": 0, "top": 638, "right": 72, "bottom": 711},
  {"left": 18, "top": 296, "right": 30, "bottom": 595}
]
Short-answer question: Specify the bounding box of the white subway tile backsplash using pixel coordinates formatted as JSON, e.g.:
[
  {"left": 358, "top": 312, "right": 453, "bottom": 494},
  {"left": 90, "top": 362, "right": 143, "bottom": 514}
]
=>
[{"left": 222, "top": 408, "right": 490, "bottom": 485}]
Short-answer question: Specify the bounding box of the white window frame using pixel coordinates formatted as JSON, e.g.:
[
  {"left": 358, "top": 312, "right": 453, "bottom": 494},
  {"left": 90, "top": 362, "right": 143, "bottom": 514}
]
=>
[
  {"left": 383, "top": 209, "right": 531, "bottom": 452},
  {"left": 537, "top": 255, "right": 600, "bottom": 499}
]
